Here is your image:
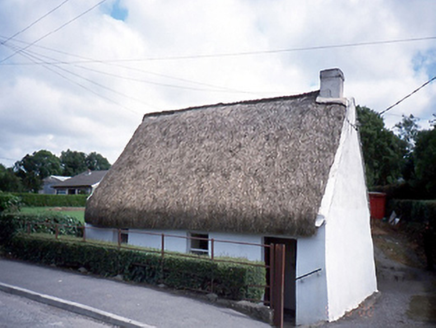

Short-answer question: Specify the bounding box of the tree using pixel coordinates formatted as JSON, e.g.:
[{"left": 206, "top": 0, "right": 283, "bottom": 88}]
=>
[
  {"left": 394, "top": 114, "right": 419, "bottom": 154},
  {"left": 60, "top": 149, "right": 87, "bottom": 176},
  {"left": 0, "top": 164, "right": 23, "bottom": 192},
  {"left": 357, "top": 106, "right": 407, "bottom": 188},
  {"left": 394, "top": 114, "right": 420, "bottom": 181},
  {"left": 85, "top": 152, "right": 111, "bottom": 171},
  {"left": 14, "top": 150, "right": 62, "bottom": 192},
  {"left": 61, "top": 150, "right": 111, "bottom": 175},
  {"left": 14, "top": 150, "right": 62, "bottom": 179},
  {"left": 413, "top": 128, "right": 436, "bottom": 198}
]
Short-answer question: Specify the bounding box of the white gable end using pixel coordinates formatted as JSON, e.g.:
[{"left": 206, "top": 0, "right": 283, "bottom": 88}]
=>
[{"left": 322, "top": 98, "right": 377, "bottom": 321}]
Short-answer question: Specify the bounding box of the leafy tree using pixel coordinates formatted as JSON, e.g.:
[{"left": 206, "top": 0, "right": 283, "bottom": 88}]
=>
[
  {"left": 430, "top": 113, "right": 436, "bottom": 127},
  {"left": 61, "top": 150, "right": 111, "bottom": 175},
  {"left": 85, "top": 152, "right": 111, "bottom": 171},
  {"left": 4, "top": 149, "right": 111, "bottom": 193},
  {"left": 0, "top": 164, "right": 23, "bottom": 192},
  {"left": 14, "top": 150, "right": 62, "bottom": 179},
  {"left": 14, "top": 150, "right": 62, "bottom": 192},
  {"left": 394, "top": 114, "right": 419, "bottom": 154},
  {"left": 394, "top": 114, "right": 420, "bottom": 181},
  {"left": 413, "top": 128, "right": 436, "bottom": 198},
  {"left": 60, "top": 149, "right": 87, "bottom": 176},
  {"left": 357, "top": 106, "right": 406, "bottom": 188}
]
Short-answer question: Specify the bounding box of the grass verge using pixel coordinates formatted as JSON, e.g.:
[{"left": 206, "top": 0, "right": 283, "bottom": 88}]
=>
[{"left": 20, "top": 207, "right": 85, "bottom": 223}]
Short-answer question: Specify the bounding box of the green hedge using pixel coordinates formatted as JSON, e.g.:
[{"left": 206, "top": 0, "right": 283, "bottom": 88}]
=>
[
  {"left": 0, "top": 213, "right": 83, "bottom": 244},
  {"left": 387, "top": 199, "right": 436, "bottom": 226},
  {"left": 11, "top": 193, "right": 87, "bottom": 207},
  {"left": 0, "top": 192, "right": 21, "bottom": 213},
  {"left": 5, "top": 234, "right": 265, "bottom": 301}
]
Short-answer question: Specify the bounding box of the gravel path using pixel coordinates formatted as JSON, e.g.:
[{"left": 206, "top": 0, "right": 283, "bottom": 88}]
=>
[{"left": 315, "top": 223, "right": 436, "bottom": 328}]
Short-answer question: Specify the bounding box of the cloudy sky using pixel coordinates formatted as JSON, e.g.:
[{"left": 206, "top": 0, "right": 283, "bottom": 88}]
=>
[{"left": 1, "top": 0, "right": 435, "bottom": 168}]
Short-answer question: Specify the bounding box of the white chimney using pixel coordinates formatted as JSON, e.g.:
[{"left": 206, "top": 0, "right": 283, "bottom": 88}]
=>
[{"left": 319, "top": 68, "right": 344, "bottom": 98}]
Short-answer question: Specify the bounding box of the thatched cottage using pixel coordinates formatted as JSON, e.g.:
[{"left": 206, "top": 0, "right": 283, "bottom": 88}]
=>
[{"left": 85, "top": 69, "right": 377, "bottom": 325}]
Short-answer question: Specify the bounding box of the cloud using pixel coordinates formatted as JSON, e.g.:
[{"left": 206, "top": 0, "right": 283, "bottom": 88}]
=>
[{"left": 0, "top": 0, "right": 435, "bottom": 168}]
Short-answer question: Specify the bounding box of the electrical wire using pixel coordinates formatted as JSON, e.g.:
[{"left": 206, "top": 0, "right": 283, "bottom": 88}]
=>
[
  {"left": 380, "top": 75, "right": 436, "bottom": 116},
  {"left": 99, "top": 36, "right": 436, "bottom": 62},
  {"left": 0, "top": 0, "right": 108, "bottom": 64},
  {"left": 4, "top": 42, "right": 145, "bottom": 115},
  {"left": 3, "top": 26, "right": 436, "bottom": 119},
  {"left": 0, "top": 36, "right": 273, "bottom": 95},
  {"left": 2, "top": 35, "right": 435, "bottom": 64},
  {"left": 0, "top": 0, "right": 70, "bottom": 46},
  {"left": 48, "top": 35, "right": 436, "bottom": 62},
  {"left": 2, "top": 33, "right": 435, "bottom": 97}
]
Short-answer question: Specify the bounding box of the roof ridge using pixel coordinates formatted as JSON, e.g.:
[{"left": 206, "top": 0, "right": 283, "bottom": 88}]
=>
[{"left": 143, "top": 90, "right": 320, "bottom": 120}]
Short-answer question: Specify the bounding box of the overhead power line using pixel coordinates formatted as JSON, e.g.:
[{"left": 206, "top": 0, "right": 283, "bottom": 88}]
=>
[
  {"left": 2, "top": 33, "right": 435, "bottom": 98},
  {"left": 1, "top": 35, "right": 436, "bottom": 64},
  {"left": 0, "top": 0, "right": 108, "bottom": 64},
  {"left": 0, "top": 0, "right": 70, "bottom": 46},
  {"left": 3, "top": 42, "right": 145, "bottom": 115},
  {"left": 0, "top": 37, "right": 271, "bottom": 95},
  {"left": 103, "top": 36, "right": 436, "bottom": 62},
  {"left": 380, "top": 75, "right": 436, "bottom": 116}
]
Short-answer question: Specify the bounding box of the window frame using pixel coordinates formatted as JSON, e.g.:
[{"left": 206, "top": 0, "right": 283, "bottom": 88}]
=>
[{"left": 189, "top": 232, "right": 209, "bottom": 255}]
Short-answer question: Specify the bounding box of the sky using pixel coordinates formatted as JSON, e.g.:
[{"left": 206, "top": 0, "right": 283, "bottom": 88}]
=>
[{"left": 1, "top": 0, "right": 436, "bottom": 168}]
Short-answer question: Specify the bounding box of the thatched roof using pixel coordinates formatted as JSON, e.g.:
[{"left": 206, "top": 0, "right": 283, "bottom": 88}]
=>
[{"left": 85, "top": 91, "right": 346, "bottom": 236}]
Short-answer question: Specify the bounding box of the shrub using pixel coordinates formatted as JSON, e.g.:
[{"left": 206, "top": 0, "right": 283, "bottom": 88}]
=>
[
  {"left": 0, "top": 192, "right": 21, "bottom": 213},
  {"left": 387, "top": 199, "right": 436, "bottom": 226},
  {"left": 5, "top": 234, "right": 265, "bottom": 301},
  {"left": 11, "top": 193, "right": 87, "bottom": 207},
  {"left": 0, "top": 214, "right": 19, "bottom": 245},
  {"left": 386, "top": 199, "right": 436, "bottom": 267},
  {"left": 0, "top": 213, "right": 83, "bottom": 245}
]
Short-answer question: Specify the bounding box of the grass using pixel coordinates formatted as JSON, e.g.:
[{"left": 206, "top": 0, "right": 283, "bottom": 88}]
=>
[{"left": 20, "top": 207, "right": 85, "bottom": 223}]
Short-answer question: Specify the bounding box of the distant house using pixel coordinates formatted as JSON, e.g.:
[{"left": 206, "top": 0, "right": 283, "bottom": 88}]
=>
[
  {"left": 39, "top": 175, "right": 70, "bottom": 194},
  {"left": 53, "top": 170, "right": 108, "bottom": 195},
  {"left": 84, "top": 69, "right": 377, "bottom": 325}
]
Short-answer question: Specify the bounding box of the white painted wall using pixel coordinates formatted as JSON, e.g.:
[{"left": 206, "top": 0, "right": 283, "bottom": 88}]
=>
[
  {"left": 321, "top": 99, "right": 377, "bottom": 321},
  {"left": 85, "top": 223, "right": 117, "bottom": 243},
  {"left": 128, "top": 229, "right": 188, "bottom": 253},
  {"left": 210, "top": 232, "right": 263, "bottom": 261},
  {"left": 295, "top": 224, "right": 328, "bottom": 325},
  {"left": 85, "top": 226, "right": 265, "bottom": 261}
]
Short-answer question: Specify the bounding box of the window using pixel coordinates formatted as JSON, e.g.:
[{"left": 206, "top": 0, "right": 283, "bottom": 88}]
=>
[
  {"left": 120, "top": 229, "right": 128, "bottom": 244},
  {"left": 190, "top": 233, "right": 209, "bottom": 255}
]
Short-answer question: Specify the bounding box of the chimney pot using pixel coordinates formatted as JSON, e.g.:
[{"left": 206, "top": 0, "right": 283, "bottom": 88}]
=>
[{"left": 320, "top": 68, "right": 344, "bottom": 98}]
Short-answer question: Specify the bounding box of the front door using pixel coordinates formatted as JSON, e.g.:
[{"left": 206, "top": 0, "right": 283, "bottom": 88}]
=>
[{"left": 264, "top": 237, "right": 297, "bottom": 322}]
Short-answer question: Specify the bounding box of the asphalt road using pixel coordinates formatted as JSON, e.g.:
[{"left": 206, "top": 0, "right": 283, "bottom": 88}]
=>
[
  {"left": 2, "top": 225, "right": 435, "bottom": 327},
  {"left": 0, "top": 259, "right": 269, "bottom": 328},
  {"left": 0, "top": 291, "right": 115, "bottom": 328}
]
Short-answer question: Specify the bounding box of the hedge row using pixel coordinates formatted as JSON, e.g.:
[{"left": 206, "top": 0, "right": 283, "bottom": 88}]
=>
[
  {"left": 4, "top": 234, "right": 265, "bottom": 301},
  {"left": 386, "top": 199, "right": 436, "bottom": 226},
  {"left": 0, "top": 213, "right": 83, "bottom": 244},
  {"left": 0, "top": 193, "right": 21, "bottom": 213},
  {"left": 11, "top": 193, "right": 87, "bottom": 207}
]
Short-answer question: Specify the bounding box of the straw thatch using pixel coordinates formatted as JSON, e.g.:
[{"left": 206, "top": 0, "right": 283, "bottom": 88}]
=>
[{"left": 85, "top": 91, "right": 346, "bottom": 236}]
